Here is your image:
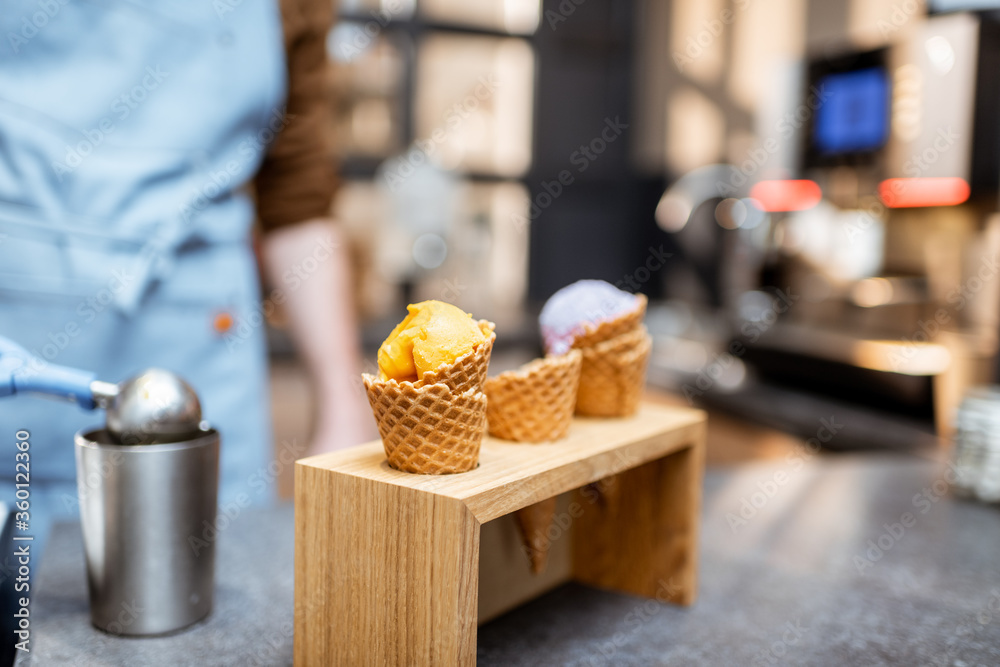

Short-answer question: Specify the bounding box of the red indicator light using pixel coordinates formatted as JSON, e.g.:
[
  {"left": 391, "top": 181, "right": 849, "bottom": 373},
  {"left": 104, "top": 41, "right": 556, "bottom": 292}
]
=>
[
  {"left": 748, "top": 180, "right": 822, "bottom": 212},
  {"left": 878, "top": 177, "right": 970, "bottom": 208}
]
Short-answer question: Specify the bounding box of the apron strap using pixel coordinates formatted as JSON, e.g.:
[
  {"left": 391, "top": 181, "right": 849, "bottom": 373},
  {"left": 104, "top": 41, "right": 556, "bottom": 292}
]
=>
[
  {"left": 0, "top": 199, "right": 247, "bottom": 316},
  {"left": 114, "top": 223, "right": 186, "bottom": 315}
]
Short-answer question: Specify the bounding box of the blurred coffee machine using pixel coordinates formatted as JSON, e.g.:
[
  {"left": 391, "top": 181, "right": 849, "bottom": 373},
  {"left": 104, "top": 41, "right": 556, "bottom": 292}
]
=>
[{"left": 653, "top": 9, "right": 1000, "bottom": 447}]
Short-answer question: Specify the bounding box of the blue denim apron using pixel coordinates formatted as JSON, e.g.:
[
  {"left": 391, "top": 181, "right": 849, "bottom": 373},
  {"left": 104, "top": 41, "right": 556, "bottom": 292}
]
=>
[{"left": 0, "top": 0, "right": 287, "bottom": 543}]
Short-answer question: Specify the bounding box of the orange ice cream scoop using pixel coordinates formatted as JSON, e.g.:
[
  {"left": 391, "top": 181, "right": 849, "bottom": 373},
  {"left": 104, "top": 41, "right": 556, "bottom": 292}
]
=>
[{"left": 378, "top": 301, "right": 486, "bottom": 382}]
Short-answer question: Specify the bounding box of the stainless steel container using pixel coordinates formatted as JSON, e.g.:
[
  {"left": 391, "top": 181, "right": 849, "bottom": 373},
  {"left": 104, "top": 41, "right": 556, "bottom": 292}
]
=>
[{"left": 74, "top": 427, "right": 219, "bottom": 635}]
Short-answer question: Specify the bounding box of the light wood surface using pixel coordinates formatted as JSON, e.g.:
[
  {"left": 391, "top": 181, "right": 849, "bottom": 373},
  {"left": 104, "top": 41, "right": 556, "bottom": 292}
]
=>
[
  {"left": 297, "top": 402, "right": 704, "bottom": 522},
  {"left": 477, "top": 494, "right": 575, "bottom": 624},
  {"left": 295, "top": 401, "right": 706, "bottom": 666},
  {"left": 573, "top": 444, "right": 704, "bottom": 604},
  {"left": 295, "top": 470, "right": 480, "bottom": 665}
]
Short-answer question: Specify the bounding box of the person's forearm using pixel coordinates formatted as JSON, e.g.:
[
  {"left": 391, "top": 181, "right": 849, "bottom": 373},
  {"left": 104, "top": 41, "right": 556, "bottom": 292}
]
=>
[{"left": 260, "top": 218, "right": 374, "bottom": 453}]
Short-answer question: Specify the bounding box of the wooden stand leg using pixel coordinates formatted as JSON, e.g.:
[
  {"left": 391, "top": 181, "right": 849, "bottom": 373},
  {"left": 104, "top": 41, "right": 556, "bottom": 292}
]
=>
[
  {"left": 571, "top": 438, "right": 704, "bottom": 605},
  {"left": 295, "top": 466, "right": 481, "bottom": 666}
]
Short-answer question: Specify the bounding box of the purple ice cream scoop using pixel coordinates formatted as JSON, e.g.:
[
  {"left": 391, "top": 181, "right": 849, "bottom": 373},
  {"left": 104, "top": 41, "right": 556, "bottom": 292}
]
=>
[{"left": 539, "top": 280, "right": 641, "bottom": 355}]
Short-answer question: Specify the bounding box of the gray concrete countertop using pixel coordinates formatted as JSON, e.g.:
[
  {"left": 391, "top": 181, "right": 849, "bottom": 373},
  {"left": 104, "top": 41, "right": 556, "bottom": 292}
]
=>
[
  {"left": 24, "top": 454, "right": 1000, "bottom": 666},
  {"left": 24, "top": 504, "right": 295, "bottom": 666}
]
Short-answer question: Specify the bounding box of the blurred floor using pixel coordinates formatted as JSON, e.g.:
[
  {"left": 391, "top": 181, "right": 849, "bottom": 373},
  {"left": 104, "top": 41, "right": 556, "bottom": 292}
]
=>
[{"left": 269, "top": 354, "right": 828, "bottom": 499}]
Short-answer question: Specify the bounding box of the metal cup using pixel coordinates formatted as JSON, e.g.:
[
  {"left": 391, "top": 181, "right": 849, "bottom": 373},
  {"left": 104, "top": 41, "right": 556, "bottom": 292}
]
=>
[{"left": 74, "top": 427, "right": 219, "bottom": 636}]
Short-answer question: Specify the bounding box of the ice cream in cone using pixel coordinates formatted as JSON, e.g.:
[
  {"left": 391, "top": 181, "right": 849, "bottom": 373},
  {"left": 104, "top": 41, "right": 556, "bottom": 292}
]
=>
[
  {"left": 363, "top": 301, "right": 495, "bottom": 474},
  {"left": 483, "top": 350, "right": 582, "bottom": 443},
  {"left": 540, "top": 280, "right": 651, "bottom": 417}
]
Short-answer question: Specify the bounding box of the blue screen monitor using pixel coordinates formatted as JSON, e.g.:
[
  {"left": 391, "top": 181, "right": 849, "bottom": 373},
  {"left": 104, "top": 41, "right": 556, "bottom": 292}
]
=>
[
  {"left": 929, "top": 0, "right": 1000, "bottom": 11},
  {"left": 813, "top": 67, "right": 889, "bottom": 155}
]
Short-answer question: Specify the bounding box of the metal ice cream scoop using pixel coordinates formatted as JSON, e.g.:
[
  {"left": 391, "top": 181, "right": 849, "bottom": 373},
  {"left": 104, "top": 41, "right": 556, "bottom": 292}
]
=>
[
  {"left": 100, "top": 369, "right": 203, "bottom": 444},
  {"left": 0, "top": 335, "right": 203, "bottom": 444}
]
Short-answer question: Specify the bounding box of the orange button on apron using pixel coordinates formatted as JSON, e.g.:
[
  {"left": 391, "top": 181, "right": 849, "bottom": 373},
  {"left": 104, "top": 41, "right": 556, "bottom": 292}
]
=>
[{"left": 213, "top": 311, "right": 234, "bottom": 335}]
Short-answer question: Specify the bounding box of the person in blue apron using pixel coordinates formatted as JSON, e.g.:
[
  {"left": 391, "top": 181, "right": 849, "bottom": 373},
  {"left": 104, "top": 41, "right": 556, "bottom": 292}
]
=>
[{"left": 0, "top": 0, "right": 373, "bottom": 556}]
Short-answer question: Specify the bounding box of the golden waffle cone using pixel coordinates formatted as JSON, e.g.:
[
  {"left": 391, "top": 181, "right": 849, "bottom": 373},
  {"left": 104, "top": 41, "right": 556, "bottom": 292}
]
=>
[
  {"left": 363, "top": 379, "right": 487, "bottom": 474},
  {"left": 483, "top": 350, "right": 582, "bottom": 443},
  {"left": 416, "top": 321, "right": 495, "bottom": 394},
  {"left": 363, "top": 320, "right": 495, "bottom": 474},
  {"left": 514, "top": 496, "right": 558, "bottom": 574},
  {"left": 575, "top": 325, "right": 652, "bottom": 417},
  {"left": 567, "top": 294, "right": 648, "bottom": 351}
]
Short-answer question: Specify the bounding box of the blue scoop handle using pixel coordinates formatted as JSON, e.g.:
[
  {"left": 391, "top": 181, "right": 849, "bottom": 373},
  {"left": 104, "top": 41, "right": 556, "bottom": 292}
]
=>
[{"left": 0, "top": 336, "right": 99, "bottom": 410}]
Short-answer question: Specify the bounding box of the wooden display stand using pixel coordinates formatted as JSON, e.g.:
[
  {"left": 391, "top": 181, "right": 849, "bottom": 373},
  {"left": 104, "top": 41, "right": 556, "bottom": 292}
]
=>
[{"left": 294, "top": 402, "right": 706, "bottom": 666}]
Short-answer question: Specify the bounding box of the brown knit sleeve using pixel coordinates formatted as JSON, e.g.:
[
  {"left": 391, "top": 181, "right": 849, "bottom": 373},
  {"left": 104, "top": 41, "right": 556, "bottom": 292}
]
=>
[{"left": 255, "top": 0, "right": 336, "bottom": 232}]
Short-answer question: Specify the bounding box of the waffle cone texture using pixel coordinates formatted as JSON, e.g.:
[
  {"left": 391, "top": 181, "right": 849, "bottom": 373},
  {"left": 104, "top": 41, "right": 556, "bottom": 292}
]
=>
[
  {"left": 363, "top": 321, "right": 495, "bottom": 474},
  {"left": 570, "top": 294, "right": 648, "bottom": 349},
  {"left": 566, "top": 297, "right": 651, "bottom": 418},
  {"left": 483, "top": 350, "right": 582, "bottom": 443}
]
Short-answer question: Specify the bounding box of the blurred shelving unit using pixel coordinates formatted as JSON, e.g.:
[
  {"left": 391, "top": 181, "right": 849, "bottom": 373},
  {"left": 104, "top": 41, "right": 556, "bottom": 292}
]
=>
[{"left": 325, "top": 0, "right": 539, "bottom": 341}]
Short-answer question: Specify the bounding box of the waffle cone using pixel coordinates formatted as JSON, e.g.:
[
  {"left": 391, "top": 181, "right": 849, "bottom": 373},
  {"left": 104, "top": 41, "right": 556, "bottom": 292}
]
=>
[
  {"left": 416, "top": 321, "right": 496, "bottom": 394},
  {"left": 575, "top": 325, "right": 652, "bottom": 417},
  {"left": 363, "top": 321, "right": 495, "bottom": 474},
  {"left": 568, "top": 294, "right": 648, "bottom": 350},
  {"left": 483, "top": 350, "right": 582, "bottom": 443},
  {"left": 593, "top": 473, "right": 624, "bottom": 513},
  {"left": 514, "top": 496, "right": 558, "bottom": 574},
  {"left": 363, "top": 379, "right": 487, "bottom": 474}
]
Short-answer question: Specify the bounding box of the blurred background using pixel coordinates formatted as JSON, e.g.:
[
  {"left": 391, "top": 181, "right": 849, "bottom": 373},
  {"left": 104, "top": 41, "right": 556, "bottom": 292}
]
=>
[{"left": 268, "top": 0, "right": 1000, "bottom": 492}]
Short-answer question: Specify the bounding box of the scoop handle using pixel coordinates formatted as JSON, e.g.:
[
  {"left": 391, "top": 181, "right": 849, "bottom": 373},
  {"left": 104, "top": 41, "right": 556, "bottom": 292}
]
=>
[{"left": 0, "top": 335, "right": 98, "bottom": 409}]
